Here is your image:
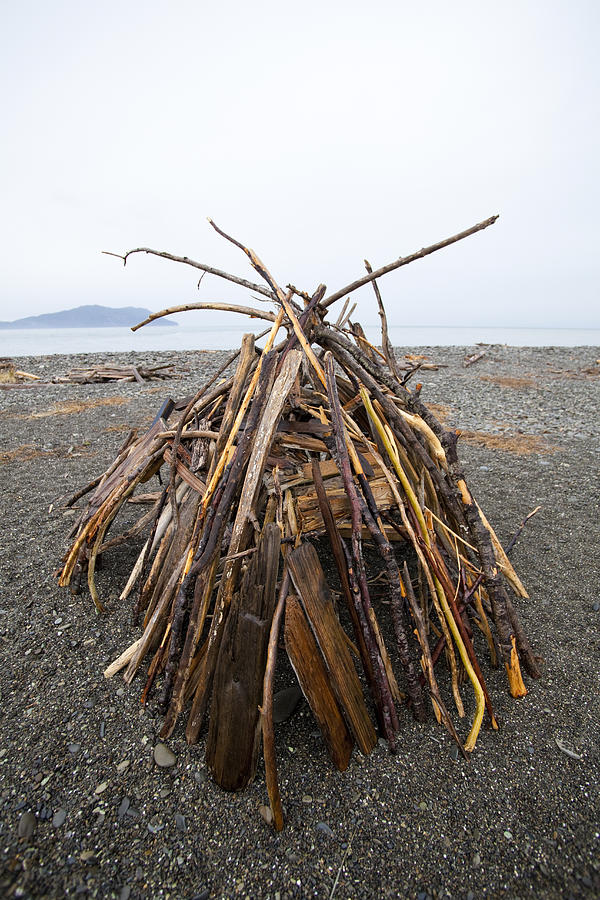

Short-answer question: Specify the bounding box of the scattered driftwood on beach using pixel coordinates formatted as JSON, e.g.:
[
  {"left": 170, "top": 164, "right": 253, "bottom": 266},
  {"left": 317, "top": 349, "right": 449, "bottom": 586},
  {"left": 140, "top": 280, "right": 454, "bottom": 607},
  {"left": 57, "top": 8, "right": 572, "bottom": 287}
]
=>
[
  {"left": 0, "top": 360, "right": 41, "bottom": 387},
  {"left": 58, "top": 215, "right": 540, "bottom": 828},
  {"left": 463, "top": 347, "right": 489, "bottom": 367},
  {"left": 52, "top": 363, "right": 183, "bottom": 384}
]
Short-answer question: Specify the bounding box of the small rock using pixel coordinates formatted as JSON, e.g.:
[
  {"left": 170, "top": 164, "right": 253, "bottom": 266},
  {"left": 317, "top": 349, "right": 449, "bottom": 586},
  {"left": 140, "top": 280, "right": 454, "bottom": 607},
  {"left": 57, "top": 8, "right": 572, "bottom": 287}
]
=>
[
  {"left": 68, "top": 743, "right": 81, "bottom": 755},
  {"left": 472, "top": 853, "right": 481, "bottom": 867},
  {"left": 450, "top": 746, "right": 459, "bottom": 761},
  {"left": 120, "top": 887, "right": 131, "bottom": 900},
  {"left": 504, "top": 830, "right": 513, "bottom": 840},
  {"left": 419, "top": 801, "right": 428, "bottom": 810},
  {"left": 302, "top": 794, "right": 313, "bottom": 804},
  {"left": 80, "top": 850, "right": 96, "bottom": 863},
  {"left": 117, "top": 797, "right": 130, "bottom": 818},
  {"left": 52, "top": 809, "right": 67, "bottom": 828},
  {"left": 175, "top": 813, "right": 186, "bottom": 832},
  {"left": 259, "top": 804, "right": 273, "bottom": 825},
  {"left": 273, "top": 685, "right": 303, "bottom": 723},
  {"left": 94, "top": 781, "right": 108, "bottom": 794},
  {"left": 193, "top": 770, "right": 205, "bottom": 785},
  {"left": 153, "top": 742, "right": 176, "bottom": 768},
  {"left": 116, "top": 759, "right": 130, "bottom": 774},
  {"left": 593, "top": 602, "right": 600, "bottom": 612},
  {"left": 316, "top": 822, "right": 334, "bottom": 838},
  {"left": 18, "top": 811, "right": 37, "bottom": 839}
]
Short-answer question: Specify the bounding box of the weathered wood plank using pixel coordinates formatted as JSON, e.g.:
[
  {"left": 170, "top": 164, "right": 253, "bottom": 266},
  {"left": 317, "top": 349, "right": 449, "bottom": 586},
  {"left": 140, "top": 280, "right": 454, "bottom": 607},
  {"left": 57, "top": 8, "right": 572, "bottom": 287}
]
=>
[
  {"left": 287, "top": 543, "right": 377, "bottom": 755},
  {"left": 205, "top": 523, "right": 281, "bottom": 791},
  {"left": 284, "top": 594, "right": 354, "bottom": 771}
]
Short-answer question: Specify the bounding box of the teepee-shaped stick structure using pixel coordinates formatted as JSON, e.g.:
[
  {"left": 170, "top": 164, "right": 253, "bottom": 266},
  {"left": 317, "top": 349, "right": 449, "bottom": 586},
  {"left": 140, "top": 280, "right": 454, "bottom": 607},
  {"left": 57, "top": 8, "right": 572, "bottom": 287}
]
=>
[{"left": 59, "top": 215, "right": 540, "bottom": 829}]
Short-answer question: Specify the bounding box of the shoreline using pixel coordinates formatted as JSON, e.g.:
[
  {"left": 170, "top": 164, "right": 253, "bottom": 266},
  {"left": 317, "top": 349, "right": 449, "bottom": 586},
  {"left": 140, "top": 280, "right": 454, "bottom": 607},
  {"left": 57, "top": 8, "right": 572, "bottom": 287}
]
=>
[{"left": 1, "top": 346, "right": 598, "bottom": 898}]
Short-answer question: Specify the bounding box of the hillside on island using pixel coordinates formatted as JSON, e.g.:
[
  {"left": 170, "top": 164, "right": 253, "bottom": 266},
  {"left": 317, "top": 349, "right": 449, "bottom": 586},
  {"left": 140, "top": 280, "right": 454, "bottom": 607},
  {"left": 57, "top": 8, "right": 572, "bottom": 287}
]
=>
[{"left": 0, "top": 305, "right": 178, "bottom": 329}]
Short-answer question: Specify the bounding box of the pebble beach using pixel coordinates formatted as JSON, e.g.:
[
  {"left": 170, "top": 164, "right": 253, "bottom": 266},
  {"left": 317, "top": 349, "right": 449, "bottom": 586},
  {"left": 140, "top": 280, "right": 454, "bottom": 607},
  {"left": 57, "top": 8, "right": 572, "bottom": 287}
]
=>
[{"left": 0, "top": 344, "right": 599, "bottom": 899}]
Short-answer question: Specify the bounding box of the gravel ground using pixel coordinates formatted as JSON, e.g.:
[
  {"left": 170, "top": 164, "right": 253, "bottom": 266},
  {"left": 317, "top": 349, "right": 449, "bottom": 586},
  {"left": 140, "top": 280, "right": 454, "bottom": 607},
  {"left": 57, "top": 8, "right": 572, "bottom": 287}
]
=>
[{"left": 0, "top": 345, "right": 599, "bottom": 899}]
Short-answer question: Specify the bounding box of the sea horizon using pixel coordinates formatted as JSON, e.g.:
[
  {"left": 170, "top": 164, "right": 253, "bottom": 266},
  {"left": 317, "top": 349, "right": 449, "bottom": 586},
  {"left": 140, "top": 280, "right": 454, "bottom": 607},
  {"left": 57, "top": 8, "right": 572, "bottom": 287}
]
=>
[{"left": 2, "top": 323, "right": 599, "bottom": 358}]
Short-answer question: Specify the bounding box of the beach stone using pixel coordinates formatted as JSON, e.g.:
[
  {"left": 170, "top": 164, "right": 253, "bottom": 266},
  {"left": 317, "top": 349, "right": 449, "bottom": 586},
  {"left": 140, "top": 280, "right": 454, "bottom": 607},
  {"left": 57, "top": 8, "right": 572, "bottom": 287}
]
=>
[
  {"left": 316, "top": 822, "right": 334, "bottom": 838},
  {"left": 18, "top": 811, "right": 37, "bottom": 839},
  {"left": 592, "top": 602, "right": 600, "bottom": 611},
  {"left": 94, "top": 781, "right": 108, "bottom": 794},
  {"left": 259, "top": 805, "right": 273, "bottom": 825},
  {"left": 154, "top": 742, "right": 176, "bottom": 767},
  {"left": 68, "top": 743, "right": 80, "bottom": 754},
  {"left": 117, "top": 797, "right": 130, "bottom": 818},
  {"left": 116, "top": 759, "right": 130, "bottom": 774},
  {"left": 52, "top": 808, "right": 67, "bottom": 828},
  {"left": 472, "top": 853, "right": 481, "bottom": 867},
  {"left": 302, "top": 794, "right": 313, "bottom": 804},
  {"left": 273, "top": 685, "right": 303, "bottom": 723},
  {"left": 119, "top": 887, "right": 131, "bottom": 900},
  {"left": 175, "top": 813, "right": 187, "bottom": 832}
]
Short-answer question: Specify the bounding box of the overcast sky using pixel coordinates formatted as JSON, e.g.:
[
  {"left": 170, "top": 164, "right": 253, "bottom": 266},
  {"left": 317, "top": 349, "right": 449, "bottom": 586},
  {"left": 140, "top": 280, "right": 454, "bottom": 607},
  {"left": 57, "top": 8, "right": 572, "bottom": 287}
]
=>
[{"left": 1, "top": 0, "right": 598, "bottom": 330}]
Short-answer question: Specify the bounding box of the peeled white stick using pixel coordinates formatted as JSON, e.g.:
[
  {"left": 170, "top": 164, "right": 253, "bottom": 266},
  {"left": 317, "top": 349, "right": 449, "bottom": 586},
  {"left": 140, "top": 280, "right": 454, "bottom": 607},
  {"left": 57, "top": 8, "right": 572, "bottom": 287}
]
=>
[
  {"left": 104, "top": 638, "right": 144, "bottom": 678},
  {"left": 119, "top": 482, "right": 189, "bottom": 600}
]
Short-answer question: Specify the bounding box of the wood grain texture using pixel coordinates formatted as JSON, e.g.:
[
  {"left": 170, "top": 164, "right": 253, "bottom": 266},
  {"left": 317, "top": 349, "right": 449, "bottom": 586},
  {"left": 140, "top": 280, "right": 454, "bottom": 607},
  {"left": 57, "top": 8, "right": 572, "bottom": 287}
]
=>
[
  {"left": 205, "top": 523, "right": 281, "bottom": 791},
  {"left": 284, "top": 594, "right": 354, "bottom": 771},
  {"left": 287, "top": 543, "right": 377, "bottom": 755}
]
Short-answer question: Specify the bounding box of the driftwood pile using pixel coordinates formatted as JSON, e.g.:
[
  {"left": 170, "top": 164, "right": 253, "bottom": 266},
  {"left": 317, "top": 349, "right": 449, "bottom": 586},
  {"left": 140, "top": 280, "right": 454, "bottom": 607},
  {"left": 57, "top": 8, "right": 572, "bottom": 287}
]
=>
[
  {"left": 52, "top": 363, "right": 182, "bottom": 384},
  {"left": 59, "top": 216, "right": 540, "bottom": 829}
]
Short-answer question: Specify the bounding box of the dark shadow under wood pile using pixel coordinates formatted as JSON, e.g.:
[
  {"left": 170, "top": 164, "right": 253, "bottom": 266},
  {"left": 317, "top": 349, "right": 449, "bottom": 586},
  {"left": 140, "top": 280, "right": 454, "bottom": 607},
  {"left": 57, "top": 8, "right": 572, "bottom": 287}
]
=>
[{"left": 58, "top": 215, "right": 541, "bottom": 829}]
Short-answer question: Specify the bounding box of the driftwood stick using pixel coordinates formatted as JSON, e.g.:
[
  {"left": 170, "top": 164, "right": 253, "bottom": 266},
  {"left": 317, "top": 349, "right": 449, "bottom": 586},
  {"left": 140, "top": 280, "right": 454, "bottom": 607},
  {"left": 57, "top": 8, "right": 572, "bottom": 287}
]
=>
[
  {"left": 365, "top": 259, "right": 404, "bottom": 384},
  {"left": 131, "top": 302, "right": 277, "bottom": 331},
  {"left": 505, "top": 506, "right": 542, "bottom": 555},
  {"left": 261, "top": 569, "right": 290, "bottom": 831},
  {"left": 324, "top": 355, "right": 407, "bottom": 736},
  {"left": 103, "top": 247, "right": 275, "bottom": 300},
  {"left": 322, "top": 215, "right": 499, "bottom": 309}
]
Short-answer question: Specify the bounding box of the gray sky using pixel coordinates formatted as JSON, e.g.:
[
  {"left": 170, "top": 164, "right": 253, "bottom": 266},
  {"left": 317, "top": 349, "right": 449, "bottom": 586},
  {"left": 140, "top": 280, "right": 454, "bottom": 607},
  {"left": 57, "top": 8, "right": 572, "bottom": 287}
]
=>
[{"left": 1, "top": 0, "right": 598, "bottom": 329}]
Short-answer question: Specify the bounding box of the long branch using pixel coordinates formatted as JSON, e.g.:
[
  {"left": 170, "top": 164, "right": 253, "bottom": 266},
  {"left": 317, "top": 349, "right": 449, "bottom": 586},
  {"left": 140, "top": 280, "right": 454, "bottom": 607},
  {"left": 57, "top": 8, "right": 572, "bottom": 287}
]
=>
[
  {"left": 103, "top": 247, "right": 275, "bottom": 299},
  {"left": 132, "top": 302, "right": 277, "bottom": 331},
  {"left": 322, "top": 215, "right": 499, "bottom": 309}
]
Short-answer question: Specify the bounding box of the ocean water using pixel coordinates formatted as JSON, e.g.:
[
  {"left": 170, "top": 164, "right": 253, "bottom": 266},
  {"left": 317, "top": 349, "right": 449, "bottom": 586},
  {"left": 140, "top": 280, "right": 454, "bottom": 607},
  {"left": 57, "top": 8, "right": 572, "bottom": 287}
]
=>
[{"left": 2, "top": 324, "right": 599, "bottom": 358}]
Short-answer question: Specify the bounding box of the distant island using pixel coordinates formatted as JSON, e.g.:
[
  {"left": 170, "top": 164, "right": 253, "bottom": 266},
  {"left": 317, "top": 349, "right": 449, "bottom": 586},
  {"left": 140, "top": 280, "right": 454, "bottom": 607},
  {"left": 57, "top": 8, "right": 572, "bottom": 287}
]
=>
[{"left": 0, "top": 305, "right": 178, "bottom": 329}]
